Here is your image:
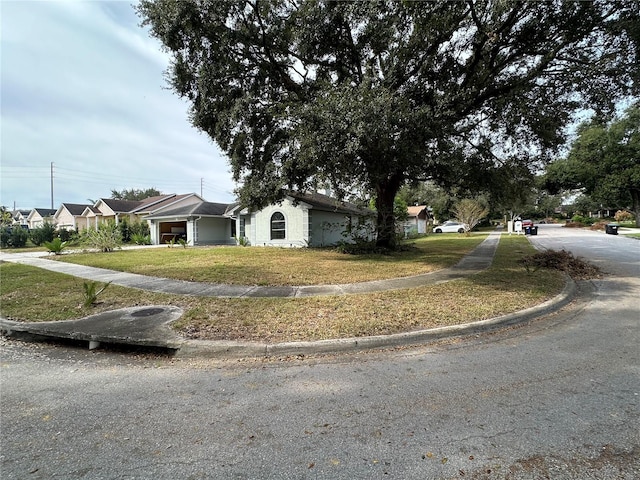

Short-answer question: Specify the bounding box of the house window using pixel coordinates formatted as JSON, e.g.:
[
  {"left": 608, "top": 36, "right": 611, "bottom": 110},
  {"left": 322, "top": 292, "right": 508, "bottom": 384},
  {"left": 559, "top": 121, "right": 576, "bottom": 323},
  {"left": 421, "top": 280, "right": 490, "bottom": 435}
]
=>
[
  {"left": 270, "top": 212, "right": 286, "bottom": 240},
  {"left": 239, "top": 218, "right": 246, "bottom": 239}
]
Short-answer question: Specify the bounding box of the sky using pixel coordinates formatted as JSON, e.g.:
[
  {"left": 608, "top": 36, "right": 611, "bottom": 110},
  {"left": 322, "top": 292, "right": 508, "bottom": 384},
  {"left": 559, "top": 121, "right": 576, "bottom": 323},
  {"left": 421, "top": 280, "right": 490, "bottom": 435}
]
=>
[{"left": 1, "top": 0, "right": 237, "bottom": 211}]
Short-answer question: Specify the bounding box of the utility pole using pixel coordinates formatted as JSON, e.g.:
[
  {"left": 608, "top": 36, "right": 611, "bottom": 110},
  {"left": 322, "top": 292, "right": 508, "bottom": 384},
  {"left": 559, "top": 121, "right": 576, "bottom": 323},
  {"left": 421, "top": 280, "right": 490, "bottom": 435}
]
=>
[{"left": 50, "top": 162, "right": 54, "bottom": 209}]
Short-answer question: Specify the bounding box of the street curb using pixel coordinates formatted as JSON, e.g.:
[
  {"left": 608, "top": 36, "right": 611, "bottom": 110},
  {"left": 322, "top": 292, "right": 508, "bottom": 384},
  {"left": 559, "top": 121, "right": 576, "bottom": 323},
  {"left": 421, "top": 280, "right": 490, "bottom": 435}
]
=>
[{"left": 174, "top": 276, "right": 577, "bottom": 359}]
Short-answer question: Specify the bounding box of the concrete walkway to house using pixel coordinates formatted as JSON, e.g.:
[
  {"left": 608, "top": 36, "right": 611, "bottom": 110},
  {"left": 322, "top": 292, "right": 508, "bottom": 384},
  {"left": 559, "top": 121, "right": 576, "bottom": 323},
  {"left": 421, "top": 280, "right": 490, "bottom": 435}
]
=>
[{"left": 1, "top": 229, "right": 574, "bottom": 357}]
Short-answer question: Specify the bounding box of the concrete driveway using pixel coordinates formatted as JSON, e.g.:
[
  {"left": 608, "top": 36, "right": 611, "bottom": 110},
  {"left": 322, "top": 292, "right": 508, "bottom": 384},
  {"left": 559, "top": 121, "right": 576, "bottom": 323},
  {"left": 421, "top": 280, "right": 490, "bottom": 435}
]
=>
[{"left": 1, "top": 224, "right": 638, "bottom": 479}]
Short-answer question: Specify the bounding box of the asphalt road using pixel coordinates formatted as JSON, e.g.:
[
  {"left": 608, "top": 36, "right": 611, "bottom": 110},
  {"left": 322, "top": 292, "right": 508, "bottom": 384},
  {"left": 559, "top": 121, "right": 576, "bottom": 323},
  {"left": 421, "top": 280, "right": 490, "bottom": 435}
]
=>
[{"left": 1, "top": 224, "right": 639, "bottom": 479}]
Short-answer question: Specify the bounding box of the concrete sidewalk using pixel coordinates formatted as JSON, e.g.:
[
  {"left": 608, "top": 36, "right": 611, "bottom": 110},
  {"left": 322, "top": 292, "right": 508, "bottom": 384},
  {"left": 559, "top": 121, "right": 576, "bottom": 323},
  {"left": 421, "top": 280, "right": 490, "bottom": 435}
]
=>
[
  {"left": 0, "top": 230, "right": 575, "bottom": 357},
  {"left": 0, "top": 231, "right": 501, "bottom": 298}
]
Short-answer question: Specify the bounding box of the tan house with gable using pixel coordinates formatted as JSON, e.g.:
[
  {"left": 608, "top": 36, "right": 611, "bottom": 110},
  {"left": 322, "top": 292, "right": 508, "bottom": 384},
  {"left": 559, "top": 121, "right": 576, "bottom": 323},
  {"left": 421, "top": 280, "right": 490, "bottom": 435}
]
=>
[
  {"left": 26, "top": 208, "right": 56, "bottom": 229},
  {"left": 404, "top": 205, "right": 431, "bottom": 235},
  {"left": 54, "top": 203, "right": 93, "bottom": 231},
  {"left": 80, "top": 194, "right": 204, "bottom": 229}
]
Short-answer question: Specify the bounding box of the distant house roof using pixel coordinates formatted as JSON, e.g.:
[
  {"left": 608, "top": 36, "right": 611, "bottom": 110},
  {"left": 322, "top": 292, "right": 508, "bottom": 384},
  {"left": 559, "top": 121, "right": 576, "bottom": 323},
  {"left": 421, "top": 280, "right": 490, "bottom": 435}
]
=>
[
  {"left": 407, "top": 205, "right": 430, "bottom": 218},
  {"left": 98, "top": 194, "right": 204, "bottom": 215},
  {"left": 13, "top": 210, "right": 31, "bottom": 222},
  {"left": 59, "top": 203, "right": 92, "bottom": 216},
  {"left": 31, "top": 208, "right": 57, "bottom": 217},
  {"left": 132, "top": 194, "right": 200, "bottom": 214},
  {"left": 100, "top": 198, "right": 146, "bottom": 213}
]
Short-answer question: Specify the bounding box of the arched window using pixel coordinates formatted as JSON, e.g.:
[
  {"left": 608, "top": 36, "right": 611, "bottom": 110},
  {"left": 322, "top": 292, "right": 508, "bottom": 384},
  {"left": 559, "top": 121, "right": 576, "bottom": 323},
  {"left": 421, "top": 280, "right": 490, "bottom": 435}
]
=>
[{"left": 270, "top": 212, "right": 286, "bottom": 240}]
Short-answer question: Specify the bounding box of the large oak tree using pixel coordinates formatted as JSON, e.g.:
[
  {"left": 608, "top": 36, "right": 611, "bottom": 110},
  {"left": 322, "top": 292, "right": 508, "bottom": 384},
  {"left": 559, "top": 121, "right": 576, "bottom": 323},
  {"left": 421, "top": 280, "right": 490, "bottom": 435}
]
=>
[
  {"left": 138, "top": 0, "right": 638, "bottom": 247},
  {"left": 545, "top": 104, "right": 640, "bottom": 224}
]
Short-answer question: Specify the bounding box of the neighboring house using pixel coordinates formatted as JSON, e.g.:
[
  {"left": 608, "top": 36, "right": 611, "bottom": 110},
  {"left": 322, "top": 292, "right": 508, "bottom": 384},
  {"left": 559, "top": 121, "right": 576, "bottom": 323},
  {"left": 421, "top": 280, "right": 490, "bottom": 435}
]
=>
[
  {"left": 26, "top": 208, "right": 56, "bottom": 229},
  {"left": 54, "top": 203, "right": 93, "bottom": 231},
  {"left": 404, "top": 205, "right": 431, "bottom": 236},
  {"left": 12, "top": 210, "right": 31, "bottom": 228},
  {"left": 81, "top": 194, "right": 204, "bottom": 229},
  {"left": 144, "top": 201, "right": 237, "bottom": 246},
  {"left": 588, "top": 207, "right": 619, "bottom": 219},
  {"left": 228, "top": 191, "right": 374, "bottom": 248}
]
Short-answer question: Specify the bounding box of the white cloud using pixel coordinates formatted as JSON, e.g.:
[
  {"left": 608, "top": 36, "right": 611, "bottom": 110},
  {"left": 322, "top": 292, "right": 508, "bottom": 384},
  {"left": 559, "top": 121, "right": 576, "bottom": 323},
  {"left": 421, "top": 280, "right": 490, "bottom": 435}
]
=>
[{"left": 1, "top": 0, "right": 235, "bottom": 209}]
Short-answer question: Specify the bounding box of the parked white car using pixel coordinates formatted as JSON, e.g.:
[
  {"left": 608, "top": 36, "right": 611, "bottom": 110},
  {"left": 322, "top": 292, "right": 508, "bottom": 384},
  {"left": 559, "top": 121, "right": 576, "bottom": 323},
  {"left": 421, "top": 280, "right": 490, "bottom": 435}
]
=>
[{"left": 433, "top": 221, "right": 468, "bottom": 233}]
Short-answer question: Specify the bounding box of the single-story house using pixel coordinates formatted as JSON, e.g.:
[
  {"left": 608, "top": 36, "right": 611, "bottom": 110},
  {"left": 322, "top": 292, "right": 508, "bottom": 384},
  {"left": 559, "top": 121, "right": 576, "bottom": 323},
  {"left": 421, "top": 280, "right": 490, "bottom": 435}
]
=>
[
  {"left": 404, "top": 205, "right": 431, "bottom": 236},
  {"left": 227, "top": 191, "right": 374, "bottom": 248},
  {"left": 26, "top": 208, "right": 56, "bottom": 229},
  {"left": 54, "top": 203, "right": 93, "bottom": 231},
  {"left": 143, "top": 190, "right": 373, "bottom": 247}
]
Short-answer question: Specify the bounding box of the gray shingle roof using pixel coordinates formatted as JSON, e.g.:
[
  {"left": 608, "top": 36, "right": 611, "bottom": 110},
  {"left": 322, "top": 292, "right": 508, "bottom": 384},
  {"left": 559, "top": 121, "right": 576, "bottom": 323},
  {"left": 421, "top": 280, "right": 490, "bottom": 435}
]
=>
[
  {"left": 33, "top": 208, "right": 57, "bottom": 217},
  {"left": 61, "top": 203, "right": 93, "bottom": 216},
  {"left": 100, "top": 198, "right": 144, "bottom": 213},
  {"left": 144, "top": 201, "right": 232, "bottom": 219},
  {"left": 290, "top": 191, "right": 372, "bottom": 216}
]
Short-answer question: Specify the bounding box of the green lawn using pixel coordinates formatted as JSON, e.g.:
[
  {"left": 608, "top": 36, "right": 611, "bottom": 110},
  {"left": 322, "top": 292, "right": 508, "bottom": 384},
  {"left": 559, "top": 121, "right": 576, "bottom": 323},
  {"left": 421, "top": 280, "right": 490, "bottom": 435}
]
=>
[
  {"left": 49, "top": 234, "right": 487, "bottom": 286},
  {"left": 1, "top": 235, "right": 566, "bottom": 343}
]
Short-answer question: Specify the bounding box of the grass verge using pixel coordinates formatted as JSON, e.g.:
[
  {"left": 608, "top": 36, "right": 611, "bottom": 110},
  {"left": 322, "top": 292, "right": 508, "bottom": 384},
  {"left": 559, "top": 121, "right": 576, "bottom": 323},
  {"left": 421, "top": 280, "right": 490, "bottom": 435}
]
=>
[{"left": 1, "top": 235, "right": 568, "bottom": 343}]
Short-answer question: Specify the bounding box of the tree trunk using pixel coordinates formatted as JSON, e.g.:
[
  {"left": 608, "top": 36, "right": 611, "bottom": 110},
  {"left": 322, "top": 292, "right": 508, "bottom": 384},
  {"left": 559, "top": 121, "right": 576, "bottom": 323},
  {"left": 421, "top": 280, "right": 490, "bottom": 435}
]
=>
[
  {"left": 631, "top": 188, "right": 640, "bottom": 227},
  {"left": 374, "top": 173, "right": 404, "bottom": 249}
]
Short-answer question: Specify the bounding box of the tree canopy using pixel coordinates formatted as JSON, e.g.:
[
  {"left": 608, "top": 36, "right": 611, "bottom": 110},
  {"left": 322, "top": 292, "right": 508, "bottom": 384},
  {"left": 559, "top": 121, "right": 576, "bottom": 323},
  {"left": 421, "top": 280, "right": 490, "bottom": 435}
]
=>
[
  {"left": 138, "top": 0, "right": 638, "bottom": 247},
  {"left": 544, "top": 104, "right": 640, "bottom": 224},
  {"left": 110, "top": 188, "right": 162, "bottom": 201}
]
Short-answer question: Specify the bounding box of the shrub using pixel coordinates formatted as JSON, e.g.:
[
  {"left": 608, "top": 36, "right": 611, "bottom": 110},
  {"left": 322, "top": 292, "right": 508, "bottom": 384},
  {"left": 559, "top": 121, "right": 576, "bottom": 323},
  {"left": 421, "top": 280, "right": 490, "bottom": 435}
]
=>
[
  {"left": 131, "top": 233, "right": 151, "bottom": 245},
  {"left": 236, "top": 236, "right": 250, "bottom": 247},
  {"left": 0, "top": 227, "right": 10, "bottom": 248},
  {"left": 129, "top": 220, "right": 150, "bottom": 239},
  {"left": 118, "top": 217, "right": 132, "bottom": 243},
  {"left": 57, "top": 228, "right": 78, "bottom": 243},
  {"left": 29, "top": 222, "right": 56, "bottom": 246},
  {"left": 83, "top": 222, "right": 122, "bottom": 252},
  {"left": 614, "top": 210, "right": 634, "bottom": 223},
  {"left": 0, "top": 227, "right": 29, "bottom": 248},
  {"left": 570, "top": 215, "right": 596, "bottom": 226}
]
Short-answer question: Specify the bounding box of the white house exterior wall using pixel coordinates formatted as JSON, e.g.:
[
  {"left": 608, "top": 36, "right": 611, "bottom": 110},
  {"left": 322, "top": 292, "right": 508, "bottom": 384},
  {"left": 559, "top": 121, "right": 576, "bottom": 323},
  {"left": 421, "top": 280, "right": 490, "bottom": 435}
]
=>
[
  {"left": 237, "top": 198, "right": 373, "bottom": 248},
  {"left": 309, "top": 210, "right": 349, "bottom": 247},
  {"left": 249, "top": 198, "right": 308, "bottom": 247}
]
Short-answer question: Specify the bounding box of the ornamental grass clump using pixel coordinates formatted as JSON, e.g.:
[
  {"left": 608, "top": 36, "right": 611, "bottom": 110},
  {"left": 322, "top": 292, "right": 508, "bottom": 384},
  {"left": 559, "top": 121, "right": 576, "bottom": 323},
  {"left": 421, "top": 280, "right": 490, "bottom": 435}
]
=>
[
  {"left": 83, "top": 222, "right": 122, "bottom": 252},
  {"left": 82, "top": 280, "right": 111, "bottom": 308}
]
